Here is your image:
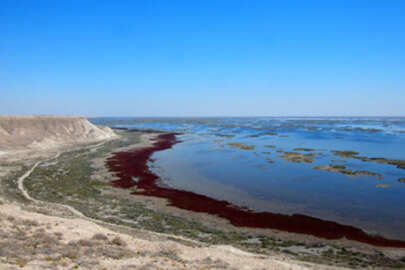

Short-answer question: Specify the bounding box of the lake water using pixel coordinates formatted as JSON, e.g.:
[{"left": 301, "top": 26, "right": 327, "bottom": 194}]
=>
[{"left": 91, "top": 117, "right": 405, "bottom": 240}]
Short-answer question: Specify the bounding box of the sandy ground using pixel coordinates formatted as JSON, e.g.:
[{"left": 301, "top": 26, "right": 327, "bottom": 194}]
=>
[{"left": 0, "top": 203, "right": 349, "bottom": 270}]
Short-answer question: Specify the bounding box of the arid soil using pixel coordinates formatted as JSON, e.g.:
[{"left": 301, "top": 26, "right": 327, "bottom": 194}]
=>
[{"left": 1, "top": 203, "right": 352, "bottom": 270}]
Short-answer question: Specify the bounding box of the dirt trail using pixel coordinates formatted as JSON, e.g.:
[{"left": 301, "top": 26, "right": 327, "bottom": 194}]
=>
[
  {"left": 17, "top": 142, "right": 106, "bottom": 218},
  {"left": 17, "top": 140, "right": 206, "bottom": 246},
  {"left": 18, "top": 152, "right": 59, "bottom": 203}
]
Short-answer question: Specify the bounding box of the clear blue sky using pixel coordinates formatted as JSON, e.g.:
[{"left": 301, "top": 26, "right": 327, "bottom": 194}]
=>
[{"left": 1, "top": 0, "right": 404, "bottom": 116}]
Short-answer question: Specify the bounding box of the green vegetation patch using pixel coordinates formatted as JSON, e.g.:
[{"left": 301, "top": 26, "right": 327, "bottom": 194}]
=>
[
  {"left": 227, "top": 142, "right": 255, "bottom": 150},
  {"left": 370, "top": 158, "right": 405, "bottom": 170},
  {"left": 331, "top": 150, "right": 405, "bottom": 170},
  {"left": 312, "top": 165, "right": 383, "bottom": 180},
  {"left": 278, "top": 151, "right": 315, "bottom": 163},
  {"left": 294, "top": 148, "right": 316, "bottom": 152},
  {"left": 332, "top": 151, "right": 359, "bottom": 158},
  {"left": 1, "top": 164, "right": 31, "bottom": 203}
]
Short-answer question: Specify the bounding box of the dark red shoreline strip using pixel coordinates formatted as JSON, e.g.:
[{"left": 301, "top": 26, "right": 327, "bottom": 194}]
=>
[{"left": 106, "top": 132, "right": 405, "bottom": 248}]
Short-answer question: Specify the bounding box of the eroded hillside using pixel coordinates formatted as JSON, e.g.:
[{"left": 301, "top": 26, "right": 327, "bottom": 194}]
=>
[{"left": 0, "top": 115, "right": 117, "bottom": 158}]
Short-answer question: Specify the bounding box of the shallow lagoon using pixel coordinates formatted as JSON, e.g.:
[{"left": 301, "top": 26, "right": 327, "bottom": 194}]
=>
[{"left": 91, "top": 117, "right": 405, "bottom": 240}]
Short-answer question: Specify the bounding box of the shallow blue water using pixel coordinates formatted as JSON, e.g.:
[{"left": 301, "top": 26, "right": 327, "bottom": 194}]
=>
[{"left": 91, "top": 117, "right": 405, "bottom": 239}]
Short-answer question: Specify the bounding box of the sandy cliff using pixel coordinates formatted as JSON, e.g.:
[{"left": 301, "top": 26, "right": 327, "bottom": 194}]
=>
[{"left": 0, "top": 115, "right": 117, "bottom": 152}]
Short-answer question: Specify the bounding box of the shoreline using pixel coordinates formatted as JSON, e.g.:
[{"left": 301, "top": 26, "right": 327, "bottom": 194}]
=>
[
  {"left": 3, "top": 117, "right": 405, "bottom": 269},
  {"left": 12, "top": 128, "right": 405, "bottom": 269},
  {"left": 106, "top": 131, "right": 405, "bottom": 248}
]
